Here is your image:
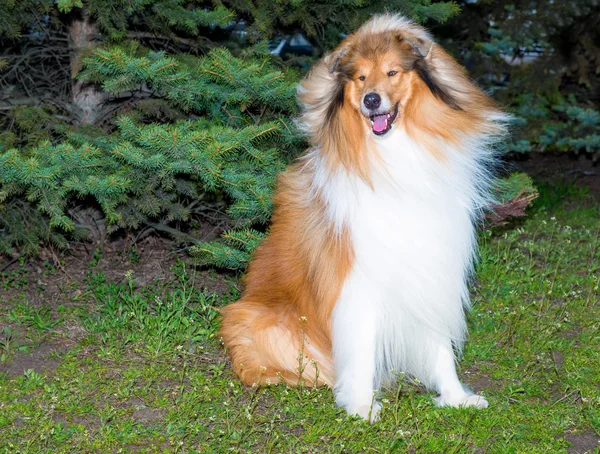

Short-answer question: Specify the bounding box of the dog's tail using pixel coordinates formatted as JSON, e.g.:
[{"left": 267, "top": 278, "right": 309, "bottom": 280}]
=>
[{"left": 220, "top": 300, "right": 334, "bottom": 387}]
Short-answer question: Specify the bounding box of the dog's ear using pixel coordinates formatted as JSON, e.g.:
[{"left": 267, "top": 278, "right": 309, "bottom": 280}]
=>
[
  {"left": 409, "top": 36, "right": 433, "bottom": 59},
  {"left": 412, "top": 59, "right": 462, "bottom": 111},
  {"left": 398, "top": 34, "right": 462, "bottom": 110},
  {"left": 327, "top": 47, "right": 349, "bottom": 74},
  {"left": 398, "top": 34, "right": 433, "bottom": 59}
]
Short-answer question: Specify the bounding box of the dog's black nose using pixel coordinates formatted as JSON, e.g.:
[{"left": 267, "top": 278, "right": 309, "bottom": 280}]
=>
[{"left": 363, "top": 92, "right": 381, "bottom": 110}]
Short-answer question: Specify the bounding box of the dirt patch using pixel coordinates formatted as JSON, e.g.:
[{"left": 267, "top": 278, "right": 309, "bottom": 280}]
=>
[
  {"left": 460, "top": 358, "right": 509, "bottom": 402},
  {"left": 0, "top": 340, "right": 67, "bottom": 377},
  {"left": 53, "top": 413, "right": 101, "bottom": 432},
  {"left": 464, "top": 374, "right": 497, "bottom": 394},
  {"left": 551, "top": 350, "right": 565, "bottom": 370},
  {"left": 132, "top": 406, "right": 165, "bottom": 422},
  {"left": 463, "top": 364, "right": 504, "bottom": 395},
  {"left": 561, "top": 327, "right": 582, "bottom": 340},
  {"left": 49, "top": 235, "right": 180, "bottom": 294},
  {"left": 125, "top": 397, "right": 167, "bottom": 423},
  {"left": 564, "top": 429, "right": 599, "bottom": 453},
  {"left": 1, "top": 233, "right": 237, "bottom": 313}
]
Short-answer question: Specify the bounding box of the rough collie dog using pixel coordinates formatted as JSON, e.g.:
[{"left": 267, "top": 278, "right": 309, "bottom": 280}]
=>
[{"left": 220, "top": 14, "right": 507, "bottom": 421}]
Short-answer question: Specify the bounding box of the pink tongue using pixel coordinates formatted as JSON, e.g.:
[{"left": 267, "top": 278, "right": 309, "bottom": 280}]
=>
[{"left": 372, "top": 114, "right": 388, "bottom": 133}]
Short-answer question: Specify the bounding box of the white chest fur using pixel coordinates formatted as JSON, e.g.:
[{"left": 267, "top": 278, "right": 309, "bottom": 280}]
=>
[{"left": 317, "top": 128, "right": 489, "bottom": 397}]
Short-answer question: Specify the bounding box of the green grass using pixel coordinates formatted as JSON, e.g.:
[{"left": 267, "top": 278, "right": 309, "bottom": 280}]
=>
[{"left": 0, "top": 188, "right": 599, "bottom": 453}]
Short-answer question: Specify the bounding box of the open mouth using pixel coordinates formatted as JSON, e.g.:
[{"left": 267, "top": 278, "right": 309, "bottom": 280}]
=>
[{"left": 369, "top": 104, "right": 399, "bottom": 136}]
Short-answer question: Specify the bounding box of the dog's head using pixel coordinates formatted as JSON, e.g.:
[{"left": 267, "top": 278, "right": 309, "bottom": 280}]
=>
[
  {"left": 297, "top": 14, "right": 504, "bottom": 180},
  {"left": 326, "top": 22, "right": 462, "bottom": 138}
]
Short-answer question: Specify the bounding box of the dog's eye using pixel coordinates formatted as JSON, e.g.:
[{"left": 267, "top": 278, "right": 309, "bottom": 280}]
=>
[
  {"left": 387, "top": 70, "right": 398, "bottom": 77},
  {"left": 358, "top": 75, "right": 366, "bottom": 81}
]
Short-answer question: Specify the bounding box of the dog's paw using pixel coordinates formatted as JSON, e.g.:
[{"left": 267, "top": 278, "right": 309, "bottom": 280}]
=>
[
  {"left": 435, "top": 393, "right": 488, "bottom": 409},
  {"left": 345, "top": 400, "right": 382, "bottom": 423}
]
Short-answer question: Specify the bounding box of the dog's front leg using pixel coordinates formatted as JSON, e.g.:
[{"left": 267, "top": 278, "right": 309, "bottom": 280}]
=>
[
  {"left": 331, "top": 272, "right": 381, "bottom": 422},
  {"left": 432, "top": 341, "right": 488, "bottom": 409}
]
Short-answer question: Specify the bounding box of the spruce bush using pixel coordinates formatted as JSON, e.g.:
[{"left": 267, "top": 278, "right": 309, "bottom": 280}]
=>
[{"left": 0, "top": 47, "right": 300, "bottom": 259}]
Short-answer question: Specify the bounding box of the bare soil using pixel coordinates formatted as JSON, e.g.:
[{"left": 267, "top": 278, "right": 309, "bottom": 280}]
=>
[{"left": 565, "top": 429, "right": 600, "bottom": 454}]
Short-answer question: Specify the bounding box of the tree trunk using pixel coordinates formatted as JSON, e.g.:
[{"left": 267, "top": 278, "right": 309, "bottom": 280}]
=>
[{"left": 68, "top": 9, "right": 105, "bottom": 124}]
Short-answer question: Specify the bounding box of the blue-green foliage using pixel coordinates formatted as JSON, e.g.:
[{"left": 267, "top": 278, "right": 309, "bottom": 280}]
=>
[
  {"left": 0, "top": 47, "right": 299, "bottom": 259},
  {"left": 191, "top": 228, "right": 267, "bottom": 270},
  {"left": 471, "top": 3, "right": 600, "bottom": 159},
  {"left": 478, "top": 25, "right": 546, "bottom": 59},
  {"left": 80, "top": 46, "right": 298, "bottom": 120},
  {"left": 36, "top": 0, "right": 235, "bottom": 40},
  {"left": 0, "top": 119, "right": 284, "bottom": 229},
  {"left": 511, "top": 95, "right": 600, "bottom": 155}
]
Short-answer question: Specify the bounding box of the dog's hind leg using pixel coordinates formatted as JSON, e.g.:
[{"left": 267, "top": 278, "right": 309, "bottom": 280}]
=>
[{"left": 220, "top": 300, "right": 334, "bottom": 387}]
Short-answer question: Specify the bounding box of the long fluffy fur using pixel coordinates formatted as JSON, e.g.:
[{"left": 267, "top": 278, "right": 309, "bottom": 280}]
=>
[{"left": 220, "top": 14, "right": 508, "bottom": 420}]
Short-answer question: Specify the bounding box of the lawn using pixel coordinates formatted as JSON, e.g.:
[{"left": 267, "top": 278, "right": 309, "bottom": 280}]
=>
[{"left": 0, "top": 183, "right": 599, "bottom": 453}]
